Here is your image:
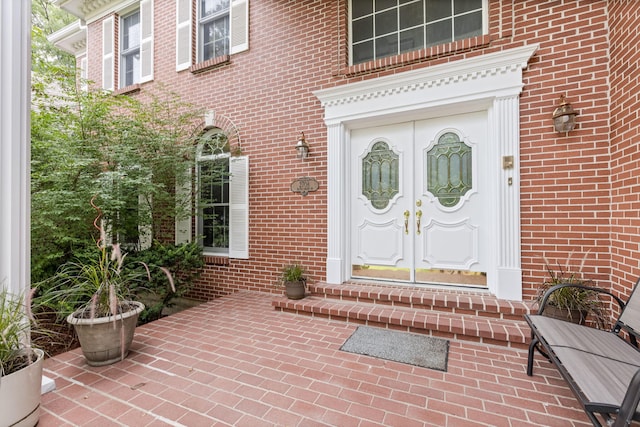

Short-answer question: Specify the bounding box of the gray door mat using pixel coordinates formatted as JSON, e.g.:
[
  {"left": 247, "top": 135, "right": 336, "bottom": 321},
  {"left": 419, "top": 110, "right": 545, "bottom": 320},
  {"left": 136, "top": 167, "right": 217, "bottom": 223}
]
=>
[{"left": 340, "top": 326, "right": 449, "bottom": 372}]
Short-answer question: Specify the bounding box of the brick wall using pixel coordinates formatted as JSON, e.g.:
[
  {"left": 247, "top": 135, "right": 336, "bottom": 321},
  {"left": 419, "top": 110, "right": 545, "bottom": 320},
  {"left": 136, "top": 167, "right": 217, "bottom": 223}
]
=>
[
  {"left": 609, "top": 1, "right": 640, "bottom": 300},
  {"left": 82, "top": 0, "right": 640, "bottom": 301}
]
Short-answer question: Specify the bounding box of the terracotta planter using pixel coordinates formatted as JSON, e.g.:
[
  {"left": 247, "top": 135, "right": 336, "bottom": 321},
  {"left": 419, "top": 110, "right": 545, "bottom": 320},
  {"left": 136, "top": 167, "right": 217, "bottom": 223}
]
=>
[
  {"left": 0, "top": 348, "right": 44, "bottom": 427},
  {"left": 284, "top": 280, "right": 306, "bottom": 300},
  {"left": 67, "top": 301, "right": 145, "bottom": 366}
]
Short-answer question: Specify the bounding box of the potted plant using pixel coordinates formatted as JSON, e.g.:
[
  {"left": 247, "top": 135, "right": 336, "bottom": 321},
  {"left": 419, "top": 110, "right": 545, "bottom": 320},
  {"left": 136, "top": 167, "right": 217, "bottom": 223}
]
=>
[
  {"left": 0, "top": 288, "right": 44, "bottom": 427},
  {"left": 537, "top": 252, "right": 605, "bottom": 326},
  {"left": 280, "top": 264, "right": 307, "bottom": 300},
  {"left": 40, "top": 198, "right": 174, "bottom": 366}
]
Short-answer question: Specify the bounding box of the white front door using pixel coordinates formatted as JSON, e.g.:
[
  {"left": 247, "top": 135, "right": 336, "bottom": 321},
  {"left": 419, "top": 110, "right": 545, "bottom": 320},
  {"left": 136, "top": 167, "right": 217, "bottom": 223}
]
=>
[{"left": 351, "top": 112, "right": 489, "bottom": 287}]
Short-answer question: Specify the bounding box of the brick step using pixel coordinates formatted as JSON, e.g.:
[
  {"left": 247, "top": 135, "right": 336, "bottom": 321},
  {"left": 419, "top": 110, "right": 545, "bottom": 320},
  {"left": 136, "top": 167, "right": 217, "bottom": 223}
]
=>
[{"left": 272, "top": 282, "right": 534, "bottom": 349}]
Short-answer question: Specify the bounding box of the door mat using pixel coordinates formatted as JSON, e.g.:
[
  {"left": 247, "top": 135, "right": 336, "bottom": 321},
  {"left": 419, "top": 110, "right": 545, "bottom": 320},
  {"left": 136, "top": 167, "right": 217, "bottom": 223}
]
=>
[{"left": 340, "top": 326, "right": 449, "bottom": 372}]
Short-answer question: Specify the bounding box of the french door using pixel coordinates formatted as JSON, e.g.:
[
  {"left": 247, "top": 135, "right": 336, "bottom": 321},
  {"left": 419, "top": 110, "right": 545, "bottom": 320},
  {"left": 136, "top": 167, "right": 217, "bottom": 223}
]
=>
[{"left": 350, "top": 112, "right": 488, "bottom": 287}]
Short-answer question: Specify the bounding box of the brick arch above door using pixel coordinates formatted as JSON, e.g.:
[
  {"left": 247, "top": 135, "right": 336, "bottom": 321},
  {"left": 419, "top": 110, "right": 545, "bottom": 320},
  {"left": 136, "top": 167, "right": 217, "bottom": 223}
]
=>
[{"left": 314, "top": 44, "right": 538, "bottom": 301}]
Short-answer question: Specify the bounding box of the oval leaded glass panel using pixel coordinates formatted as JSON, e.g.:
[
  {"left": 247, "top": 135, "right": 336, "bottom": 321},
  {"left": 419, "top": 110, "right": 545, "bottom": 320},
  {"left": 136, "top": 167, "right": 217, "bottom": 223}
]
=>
[
  {"left": 362, "top": 141, "right": 399, "bottom": 210},
  {"left": 426, "top": 132, "right": 472, "bottom": 207}
]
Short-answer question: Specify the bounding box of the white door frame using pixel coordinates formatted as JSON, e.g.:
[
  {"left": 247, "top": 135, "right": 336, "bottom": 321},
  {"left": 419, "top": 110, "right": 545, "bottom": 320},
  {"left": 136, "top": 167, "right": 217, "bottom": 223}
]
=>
[{"left": 314, "top": 45, "right": 538, "bottom": 301}]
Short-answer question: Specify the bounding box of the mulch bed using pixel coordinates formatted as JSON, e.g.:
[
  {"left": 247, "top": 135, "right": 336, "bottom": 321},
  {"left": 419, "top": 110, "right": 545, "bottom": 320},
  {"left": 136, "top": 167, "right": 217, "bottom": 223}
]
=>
[{"left": 32, "top": 312, "right": 79, "bottom": 358}]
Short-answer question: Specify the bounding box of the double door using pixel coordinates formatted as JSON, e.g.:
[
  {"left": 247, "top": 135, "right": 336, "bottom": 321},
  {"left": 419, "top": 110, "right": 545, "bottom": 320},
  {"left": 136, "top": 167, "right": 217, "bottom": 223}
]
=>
[{"left": 350, "top": 112, "right": 488, "bottom": 286}]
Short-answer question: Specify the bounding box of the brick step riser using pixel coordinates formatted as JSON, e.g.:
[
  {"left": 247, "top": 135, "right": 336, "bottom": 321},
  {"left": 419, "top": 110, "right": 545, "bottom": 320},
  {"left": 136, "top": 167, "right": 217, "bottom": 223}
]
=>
[
  {"left": 274, "top": 303, "right": 531, "bottom": 350},
  {"left": 308, "top": 289, "right": 527, "bottom": 322}
]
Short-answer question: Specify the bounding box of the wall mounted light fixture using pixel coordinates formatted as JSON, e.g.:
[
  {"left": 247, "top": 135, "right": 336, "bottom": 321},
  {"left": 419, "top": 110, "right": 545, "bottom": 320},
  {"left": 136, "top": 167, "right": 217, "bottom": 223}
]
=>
[
  {"left": 552, "top": 94, "right": 578, "bottom": 133},
  {"left": 295, "top": 132, "right": 309, "bottom": 159}
]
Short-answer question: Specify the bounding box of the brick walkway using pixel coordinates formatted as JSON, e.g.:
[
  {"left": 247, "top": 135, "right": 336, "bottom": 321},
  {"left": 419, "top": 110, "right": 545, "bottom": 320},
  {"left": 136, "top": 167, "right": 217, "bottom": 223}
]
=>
[{"left": 40, "top": 291, "right": 592, "bottom": 426}]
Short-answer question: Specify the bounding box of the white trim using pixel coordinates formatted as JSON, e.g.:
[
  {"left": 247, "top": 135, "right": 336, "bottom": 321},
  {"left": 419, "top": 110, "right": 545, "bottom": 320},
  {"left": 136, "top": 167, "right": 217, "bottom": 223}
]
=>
[
  {"left": 314, "top": 45, "right": 538, "bottom": 301},
  {"left": 0, "top": 0, "right": 31, "bottom": 297}
]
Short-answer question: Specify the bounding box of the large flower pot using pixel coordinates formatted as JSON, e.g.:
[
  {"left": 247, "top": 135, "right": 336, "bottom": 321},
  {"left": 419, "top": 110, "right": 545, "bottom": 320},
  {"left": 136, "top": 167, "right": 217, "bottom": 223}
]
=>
[
  {"left": 0, "top": 348, "right": 44, "bottom": 427},
  {"left": 67, "top": 301, "right": 145, "bottom": 366},
  {"left": 284, "top": 280, "right": 306, "bottom": 300}
]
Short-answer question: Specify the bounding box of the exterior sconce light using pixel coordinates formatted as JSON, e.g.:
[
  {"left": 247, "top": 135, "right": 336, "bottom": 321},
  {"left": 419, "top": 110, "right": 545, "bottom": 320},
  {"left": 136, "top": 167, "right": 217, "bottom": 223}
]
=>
[
  {"left": 295, "top": 132, "right": 309, "bottom": 159},
  {"left": 552, "top": 95, "right": 578, "bottom": 133}
]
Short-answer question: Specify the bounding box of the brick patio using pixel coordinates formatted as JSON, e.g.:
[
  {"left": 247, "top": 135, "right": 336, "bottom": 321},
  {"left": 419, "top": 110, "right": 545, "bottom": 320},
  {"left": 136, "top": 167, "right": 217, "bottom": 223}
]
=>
[{"left": 40, "top": 291, "right": 592, "bottom": 426}]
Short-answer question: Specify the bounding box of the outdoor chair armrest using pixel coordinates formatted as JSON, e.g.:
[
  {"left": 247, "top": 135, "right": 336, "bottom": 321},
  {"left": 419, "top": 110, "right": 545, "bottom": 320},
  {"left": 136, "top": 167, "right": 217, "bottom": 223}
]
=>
[
  {"left": 613, "top": 367, "right": 640, "bottom": 427},
  {"left": 537, "top": 282, "right": 627, "bottom": 315}
]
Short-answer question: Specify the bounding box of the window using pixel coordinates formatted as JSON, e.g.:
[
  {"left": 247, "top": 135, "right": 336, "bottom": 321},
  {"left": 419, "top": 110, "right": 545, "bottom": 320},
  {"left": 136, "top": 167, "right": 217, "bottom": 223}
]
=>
[
  {"left": 120, "top": 10, "right": 141, "bottom": 87},
  {"left": 195, "top": 130, "right": 249, "bottom": 258},
  {"left": 102, "top": 0, "right": 153, "bottom": 91},
  {"left": 176, "top": 0, "right": 249, "bottom": 71},
  {"left": 198, "top": 0, "right": 230, "bottom": 61},
  {"left": 350, "top": 0, "right": 485, "bottom": 65}
]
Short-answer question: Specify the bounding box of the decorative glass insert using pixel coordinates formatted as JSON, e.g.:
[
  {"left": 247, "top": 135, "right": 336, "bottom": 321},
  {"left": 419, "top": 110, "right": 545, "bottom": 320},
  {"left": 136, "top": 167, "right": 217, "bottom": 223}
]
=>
[
  {"left": 426, "top": 132, "right": 472, "bottom": 207},
  {"left": 351, "top": 0, "right": 484, "bottom": 65},
  {"left": 362, "top": 141, "right": 399, "bottom": 209}
]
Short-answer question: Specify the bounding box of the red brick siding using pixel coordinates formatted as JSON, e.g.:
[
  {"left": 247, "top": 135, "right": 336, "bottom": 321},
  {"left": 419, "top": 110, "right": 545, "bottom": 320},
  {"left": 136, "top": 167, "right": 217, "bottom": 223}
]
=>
[
  {"left": 83, "top": 1, "right": 640, "bottom": 302},
  {"left": 609, "top": 1, "right": 640, "bottom": 300}
]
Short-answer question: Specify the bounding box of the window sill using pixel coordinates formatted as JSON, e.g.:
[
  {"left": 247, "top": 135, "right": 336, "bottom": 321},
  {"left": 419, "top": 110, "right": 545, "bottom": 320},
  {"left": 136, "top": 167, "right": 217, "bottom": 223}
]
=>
[
  {"left": 344, "top": 35, "right": 491, "bottom": 77},
  {"left": 203, "top": 254, "right": 230, "bottom": 266},
  {"left": 191, "top": 55, "right": 231, "bottom": 74},
  {"left": 113, "top": 83, "right": 141, "bottom": 95}
]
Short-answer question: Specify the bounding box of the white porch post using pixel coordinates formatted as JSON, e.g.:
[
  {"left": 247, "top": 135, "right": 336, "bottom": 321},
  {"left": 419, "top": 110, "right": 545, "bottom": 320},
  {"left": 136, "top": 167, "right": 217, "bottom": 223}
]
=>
[{"left": 0, "top": 1, "right": 31, "bottom": 296}]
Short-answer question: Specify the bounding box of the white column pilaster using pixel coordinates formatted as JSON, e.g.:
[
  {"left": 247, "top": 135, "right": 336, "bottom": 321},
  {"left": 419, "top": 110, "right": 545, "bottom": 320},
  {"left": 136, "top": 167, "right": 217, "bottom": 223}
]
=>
[
  {"left": 326, "top": 123, "right": 345, "bottom": 284},
  {"left": 0, "top": 1, "right": 31, "bottom": 296},
  {"left": 492, "top": 95, "right": 522, "bottom": 300}
]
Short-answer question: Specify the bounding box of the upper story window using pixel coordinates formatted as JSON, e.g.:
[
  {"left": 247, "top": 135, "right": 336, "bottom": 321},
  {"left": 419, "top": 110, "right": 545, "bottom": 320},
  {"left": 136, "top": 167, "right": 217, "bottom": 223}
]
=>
[
  {"left": 176, "top": 0, "right": 249, "bottom": 72},
  {"left": 198, "top": 0, "right": 230, "bottom": 62},
  {"left": 120, "top": 10, "right": 141, "bottom": 87},
  {"left": 101, "top": 0, "right": 153, "bottom": 91},
  {"left": 350, "top": 0, "right": 485, "bottom": 65}
]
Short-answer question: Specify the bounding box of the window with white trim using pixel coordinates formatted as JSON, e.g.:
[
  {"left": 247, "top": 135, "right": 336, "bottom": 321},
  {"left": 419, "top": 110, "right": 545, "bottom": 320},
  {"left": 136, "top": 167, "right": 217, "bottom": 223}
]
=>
[
  {"left": 176, "top": 0, "right": 249, "bottom": 71},
  {"left": 196, "top": 129, "right": 249, "bottom": 258},
  {"left": 120, "top": 9, "right": 141, "bottom": 87},
  {"left": 350, "top": 0, "right": 485, "bottom": 65},
  {"left": 102, "top": 0, "right": 153, "bottom": 91},
  {"left": 198, "top": 0, "right": 230, "bottom": 61}
]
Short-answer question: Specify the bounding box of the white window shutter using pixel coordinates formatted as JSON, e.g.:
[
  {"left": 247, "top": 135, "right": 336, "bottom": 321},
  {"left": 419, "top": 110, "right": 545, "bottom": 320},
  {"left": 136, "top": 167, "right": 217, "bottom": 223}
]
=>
[
  {"left": 176, "top": 0, "right": 192, "bottom": 71},
  {"left": 79, "top": 56, "right": 88, "bottom": 92},
  {"left": 230, "top": 0, "right": 249, "bottom": 54},
  {"left": 139, "top": 0, "right": 154, "bottom": 83},
  {"left": 175, "top": 169, "right": 193, "bottom": 244},
  {"left": 102, "top": 16, "right": 114, "bottom": 90},
  {"left": 229, "top": 156, "right": 249, "bottom": 259}
]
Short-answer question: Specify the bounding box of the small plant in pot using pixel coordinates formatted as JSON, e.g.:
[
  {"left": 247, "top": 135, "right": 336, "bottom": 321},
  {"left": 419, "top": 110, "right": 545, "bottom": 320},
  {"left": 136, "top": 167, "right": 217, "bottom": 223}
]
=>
[
  {"left": 0, "top": 287, "right": 44, "bottom": 427},
  {"left": 281, "top": 263, "right": 307, "bottom": 300},
  {"left": 537, "top": 252, "right": 606, "bottom": 326},
  {"left": 40, "top": 198, "right": 174, "bottom": 366}
]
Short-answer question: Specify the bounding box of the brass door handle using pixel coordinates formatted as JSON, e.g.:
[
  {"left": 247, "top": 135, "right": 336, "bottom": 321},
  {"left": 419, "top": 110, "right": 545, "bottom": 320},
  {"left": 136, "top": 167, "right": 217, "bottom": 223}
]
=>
[
  {"left": 416, "top": 210, "right": 422, "bottom": 234},
  {"left": 404, "top": 210, "right": 410, "bottom": 234}
]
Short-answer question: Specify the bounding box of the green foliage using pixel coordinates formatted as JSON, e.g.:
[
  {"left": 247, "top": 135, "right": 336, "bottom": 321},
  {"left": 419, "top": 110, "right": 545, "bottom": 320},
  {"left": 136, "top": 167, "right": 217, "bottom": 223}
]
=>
[
  {"left": 125, "top": 242, "right": 204, "bottom": 323},
  {"left": 538, "top": 252, "right": 607, "bottom": 326},
  {"left": 0, "top": 289, "right": 35, "bottom": 376},
  {"left": 280, "top": 264, "right": 306, "bottom": 283},
  {"left": 31, "top": 84, "right": 204, "bottom": 282},
  {"left": 37, "top": 242, "right": 150, "bottom": 320}
]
